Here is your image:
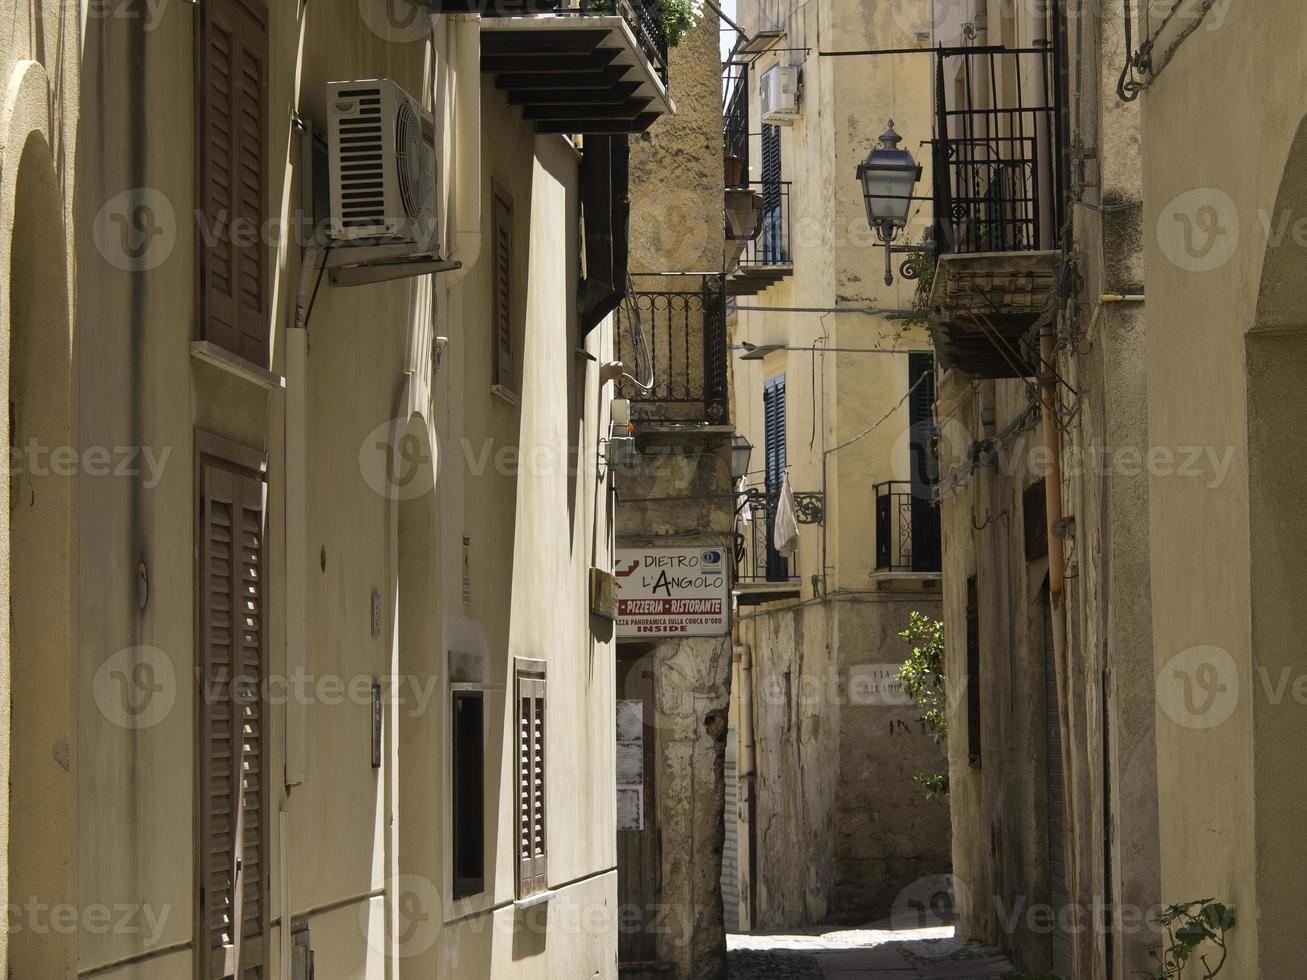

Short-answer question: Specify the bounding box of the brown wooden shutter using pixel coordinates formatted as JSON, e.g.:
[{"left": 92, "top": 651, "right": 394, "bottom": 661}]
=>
[
  {"left": 199, "top": 458, "right": 268, "bottom": 979},
  {"left": 492, "top": 191, "right": 514, "bottom": 391},
  {"left": 516, "top": 662, "right": 547, "bottom": 897},
  {"left": 200, "top": 0, "right": 270, "bottom": 368}
]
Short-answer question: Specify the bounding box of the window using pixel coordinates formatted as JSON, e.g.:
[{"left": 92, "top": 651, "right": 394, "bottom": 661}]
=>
[
  {"left": 966, "top": 576, "right": 982, "bottom": 769},
  {"left": 491, "top": 189, "right": 515, "bottom": 393},
  {"left": 761, "top": 124, "right": 785, "bottom": 263},
  {"left": 763, "top": 375, "right": 788, "bottom": 582},
  {"left": 908, "top": 352, "right": 942, "bottom": 572},
  {"left": 452, "top": 691, "right": 485, "bottom": 899},
  {"left": 515, "top": 659, "right": 548, "bottom": 898},
  {"left": 198, "top": 0, "right": 270, "bottom": 367},
  {"left": 197, "top": 441, "right": 269, "bottom": 979}
]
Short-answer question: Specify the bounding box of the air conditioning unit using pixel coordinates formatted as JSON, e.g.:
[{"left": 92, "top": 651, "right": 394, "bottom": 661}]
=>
[
  {"left": 760, "top": 65, "right": 800, "bottom": 124},
  {"left": 327, "top": 79, "right": 440, "bottom": 257}
]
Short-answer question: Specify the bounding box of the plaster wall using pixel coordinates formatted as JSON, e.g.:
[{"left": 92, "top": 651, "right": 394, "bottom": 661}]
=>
[{"left": 63, "top": 2, "right": 619, "bottom": 977}]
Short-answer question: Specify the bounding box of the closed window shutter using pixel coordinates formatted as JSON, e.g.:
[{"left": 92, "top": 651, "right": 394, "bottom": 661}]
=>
[
  {"left": 200, "top": 459, "right": 268, "bottom": 979},
  {"left": 200, "top": 0, "right": 270, "bottom": 368},
  {"left": 492, "top": 192, "right": 514, "bottom": 391},
  {"left": 516, "top": 664, "right": 547, "bottom": 897},
  {"left": 763, "top": 375, "right": 786, "bottom": 493}
]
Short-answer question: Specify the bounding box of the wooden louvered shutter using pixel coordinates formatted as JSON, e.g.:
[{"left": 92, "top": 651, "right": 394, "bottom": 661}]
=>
[
  {"left": 200, "top": 0, "right": 270, "bottom": 368},
  {"left": 199, "top": 458, "right": 268, "bottom": 980},
  {"left": 763, "top": 375, "right": 786, "bottom": 494},
  {"left": 492, "top": 191, "right": 514, "bottom": 391},
  {"left": 516, "top": 661, "right": 547, "bottom": 898}
]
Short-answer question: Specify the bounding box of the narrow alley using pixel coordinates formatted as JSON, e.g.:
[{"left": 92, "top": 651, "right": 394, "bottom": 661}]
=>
[{"left": 728, "top": 928, "right": 1014, "bottom": 980}]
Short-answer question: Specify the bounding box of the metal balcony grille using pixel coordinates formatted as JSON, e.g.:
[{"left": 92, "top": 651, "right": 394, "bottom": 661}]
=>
[
  {"left": 616, "top": 275, "right": 729, "bottom": 423},
  {"left": 874, "top": 481, "right": 942, "bottom": 574},
  {"left": 723, "top": 64, "right": 749, "bottom": 181},
  {"left": 932, "top": 45, "right": 1066, "bottom": 256},
  {"left": 735, "top": 496, "right": 798, "bottom": 585}
]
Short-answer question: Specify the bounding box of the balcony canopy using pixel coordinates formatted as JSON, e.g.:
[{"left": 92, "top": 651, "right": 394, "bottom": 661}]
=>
[{"left": 475, "top": 12, "right": 674, "bottom": 134}]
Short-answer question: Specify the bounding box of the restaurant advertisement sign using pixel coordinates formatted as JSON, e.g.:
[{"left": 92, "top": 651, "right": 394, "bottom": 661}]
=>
[{"left": 615, "top": 547, "right": 730, "bottom": 638}]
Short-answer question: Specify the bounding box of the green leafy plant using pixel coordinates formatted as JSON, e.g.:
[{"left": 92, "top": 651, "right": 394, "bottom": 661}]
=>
[
  {"left": 897, "top": 613, "right": 948, "bottom": 802},
  {"left": 905, "top": 248, "right": 937, "bottom": 328},
  {"left": 1137, "top": 901, "right": 1236, "bottom": 980},
  {"left": 657, "top": 0, "right": 697, "bottom": 48},
  {"left": 587, "top": 0, "right": 698, "bottom": 49}
]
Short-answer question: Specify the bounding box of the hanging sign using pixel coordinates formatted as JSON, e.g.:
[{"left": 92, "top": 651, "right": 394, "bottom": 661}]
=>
[{"left": 615, "top": 547, "right": 730, "bottom": 637}]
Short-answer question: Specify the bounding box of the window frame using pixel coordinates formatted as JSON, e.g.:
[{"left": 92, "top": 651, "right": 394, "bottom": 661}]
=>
[{"left": 451, "top": 689, "right": 486, "bottom": 900}]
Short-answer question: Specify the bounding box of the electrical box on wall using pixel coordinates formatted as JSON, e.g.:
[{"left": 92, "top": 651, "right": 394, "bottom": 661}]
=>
[{"left": 761, "top": 65, "right": 801, "bottom": 124}]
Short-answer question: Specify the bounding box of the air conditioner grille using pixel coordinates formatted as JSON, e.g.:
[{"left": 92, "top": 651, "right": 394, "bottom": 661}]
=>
[
  {"left": 339, "top": 88, "right": 386, "bottom": 222},
  {"left": 395, "top": 100, "right": 424, "bottom": 221}
]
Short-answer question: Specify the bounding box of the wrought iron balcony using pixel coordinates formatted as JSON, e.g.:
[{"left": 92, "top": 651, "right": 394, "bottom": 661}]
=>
[
  {"left": 727, "top": 180, "right": 793, "bottom": 296},
  {"left": 723, "top": 63, "right": 749, "bottom": 183},
  {"left": 734, "top": 495, "right": 801, "bottom": 601},
  {"left": 874, "top": 481, "right": 942, "bottom": 575},
  {"left": 615, "top": 275, "right": 729, "bottom": 425},
  {"left": 927, "top": 44, "right": 1067, "bottom": 379},
  {"left": 456, "top": 0, "right": 674, "bottom": 134}
]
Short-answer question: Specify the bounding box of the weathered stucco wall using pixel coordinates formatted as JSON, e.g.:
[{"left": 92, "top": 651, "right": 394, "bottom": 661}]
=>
[
  {"left": 618, "top": 10, "right": 735, "bottom": 980},
  {"left": 742, "top": 595, "right": 949, "bottom": 929},
  {"left": 1139, "top": 1, "right": 1307, "bottom": 975},
  {"left": 934, "top": 1, "right": 1160, "bottom": 977}
]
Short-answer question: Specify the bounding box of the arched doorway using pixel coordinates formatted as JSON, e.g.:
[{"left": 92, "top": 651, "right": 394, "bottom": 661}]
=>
[{"left": 6, "top": 129, "right": 76, "bottom": 975}]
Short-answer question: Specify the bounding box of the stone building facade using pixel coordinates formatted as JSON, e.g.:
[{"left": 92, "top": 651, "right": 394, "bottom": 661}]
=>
[
  {"left": 725, "top": 0, "right": 951, "bottom": 932},
  {"left": 6, "top": 1, "right": 674, "bottom": 976},
  {"left": 614, "top": 11, "right": 735, "bottom": 980},
  {"left": 926, "top": 0, "right": 1159, "bottom": 978}
]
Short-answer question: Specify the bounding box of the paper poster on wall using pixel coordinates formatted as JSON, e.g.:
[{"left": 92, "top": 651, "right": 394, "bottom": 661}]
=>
[
  {"left": 616, "top": 699, "right": 644, "bottom": 831},
  {"left": 614, "top": 547, "right": 730, "bottom": 637}
]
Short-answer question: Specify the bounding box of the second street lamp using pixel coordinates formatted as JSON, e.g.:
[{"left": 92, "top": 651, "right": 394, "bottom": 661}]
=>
[{"left": 857, "top": 120, "right": 923, "bottom": 285}]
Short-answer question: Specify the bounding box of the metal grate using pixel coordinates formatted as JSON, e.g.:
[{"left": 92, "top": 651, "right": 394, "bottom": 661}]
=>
[
  {"left": 874, "top": 481, "right": 942, "bottom": 574},
  {"left": 723, "top": 64, "right": 749, "bottom": 180},
  {"left": 616, "top": 276, "right": 728, "bottom": 423},
  {"left": 932, "top": 45, "right": 1066, "bottom": 255}
]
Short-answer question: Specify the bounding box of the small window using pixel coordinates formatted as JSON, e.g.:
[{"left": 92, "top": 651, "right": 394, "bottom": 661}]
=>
[
  {"left": 966, "top": 576, "right": 982, "bottom": 769},
  {"left": 452, "top": 691, "right": 485, "bottom": 899},
  {"left": 515, "top": 659, "right": 548, "bottom": 898}
]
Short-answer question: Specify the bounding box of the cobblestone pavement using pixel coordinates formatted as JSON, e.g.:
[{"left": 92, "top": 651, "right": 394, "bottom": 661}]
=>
[{"left": 728, "top": 924, "right": 1015, "bottom": 979}]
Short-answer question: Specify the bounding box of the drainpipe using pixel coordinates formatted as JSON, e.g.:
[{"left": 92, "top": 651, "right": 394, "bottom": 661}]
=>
[
  {"left": 285, "top": 242, "right": 323, "bottom": 789},
  {"left": 733, "top": 638, "right": 756, "bottom": 931},
  {"left": 1040, "top": 317, "right": 1077, "bottom": 896},
  {"left": 439, "top": 13, "right": 483, "bottom": 283}
]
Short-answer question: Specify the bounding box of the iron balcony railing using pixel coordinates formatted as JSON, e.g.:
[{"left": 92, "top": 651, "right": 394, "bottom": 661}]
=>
[
  {"left": 616, "top": 275, "right": 729, "bottom": 424},
  {"left": 874, "top": 481, "right": 942, "bottom": 574},
  {"left": 737, "top": 180, "right": 792, "bottom": 268},
  {"left": 735, "top": 496, "right": 799, "bottom": 585},
  {"left": 723, "top": 64, "right": 749, "bottom": 182},
  {"left": 932, "top": 44, "right": 1067, "bottom": 256}
]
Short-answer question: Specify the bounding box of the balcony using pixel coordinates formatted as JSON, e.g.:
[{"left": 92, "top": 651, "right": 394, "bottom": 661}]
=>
[
  {"left": 734, "top": 494, "right": 801, "bottom": 605},
  {"left": 874, "top": 481, "right": 942, "bottom": 576},
  {"left": 727, "top": 180, "right": 793, "bottom": 296},
  {"left": 455, "top": 0, "right": 674, "bottom": 134},
  {"left": 927, "top": 44, "right": 1066, "bottom": 378},
  {"left": 616, "top": 275, "right": 729, "bottom": 425}
]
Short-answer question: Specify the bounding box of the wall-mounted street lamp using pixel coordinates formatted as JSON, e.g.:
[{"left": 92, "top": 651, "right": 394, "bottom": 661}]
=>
[
  {"left": 857, "top": 120, "right": 924, "bottom": 286},
  {"left": 730, "top": 434, "right": 754, "bottom": 482}
]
